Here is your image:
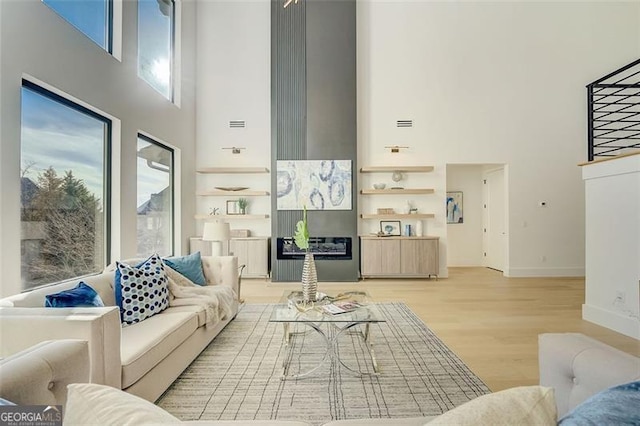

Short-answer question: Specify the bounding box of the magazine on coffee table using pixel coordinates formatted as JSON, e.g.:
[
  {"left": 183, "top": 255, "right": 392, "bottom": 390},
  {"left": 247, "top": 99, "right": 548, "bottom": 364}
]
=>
[{"left": 322, "top": 300, "right": 362, "bottom": 315}]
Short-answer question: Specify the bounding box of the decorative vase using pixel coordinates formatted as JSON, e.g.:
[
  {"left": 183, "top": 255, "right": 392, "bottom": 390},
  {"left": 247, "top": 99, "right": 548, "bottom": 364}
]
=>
[
  {"left": 301, "top": 252, "right": 318, "bottom": 303},
  {"left": 416, "top": 220, "right": 423, "bottom": 237}
]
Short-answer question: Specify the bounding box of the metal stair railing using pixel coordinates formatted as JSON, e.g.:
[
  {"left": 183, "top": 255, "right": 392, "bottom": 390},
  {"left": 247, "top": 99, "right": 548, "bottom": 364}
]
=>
[{"left": 587, "top": 58, "right": 640, "bottom": 161}]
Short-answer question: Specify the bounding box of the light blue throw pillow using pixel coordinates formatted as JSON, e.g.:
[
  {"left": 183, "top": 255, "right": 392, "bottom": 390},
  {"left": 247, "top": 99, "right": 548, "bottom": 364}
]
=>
[
  {"left": 558, "top": 380, "right": 640, "bottom": 425},
  {"left": 116, "top": 254, "right": 169, "bottom": 325},
  {"left": 45, "top": 282, "right": 104, "bottom": 308},
  {"left": 163, "top": 252, "right": 206, "bottom": 286}
]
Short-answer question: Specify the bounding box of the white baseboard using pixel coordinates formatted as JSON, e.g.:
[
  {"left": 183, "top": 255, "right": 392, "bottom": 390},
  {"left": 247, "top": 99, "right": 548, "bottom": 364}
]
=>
[
  {"left": 504, "top": 267, "right": 585, "bottom": 277},
  {"left": 583, "top": 304, "right": 640, "bottom": 340}
]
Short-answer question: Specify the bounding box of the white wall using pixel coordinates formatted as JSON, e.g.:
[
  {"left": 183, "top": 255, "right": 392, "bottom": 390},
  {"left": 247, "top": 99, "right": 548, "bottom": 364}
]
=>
[
  {"left": 582, "top": 155, "right": 640, "bottom": 339},
  {"left": 358, "top": 0, "right": 640, "bottom": 277},
  {"left": 446, "top": 165, "right": 484, "bottom": 267},
  {"left": 193, "top": 1, "right": 640, "bottom": 278},
  {"left": 0, "top": 0, "right": 197, "bottom": 297},
  {"left": 195, "top": 0, "right": 271, "bottom": 238}
]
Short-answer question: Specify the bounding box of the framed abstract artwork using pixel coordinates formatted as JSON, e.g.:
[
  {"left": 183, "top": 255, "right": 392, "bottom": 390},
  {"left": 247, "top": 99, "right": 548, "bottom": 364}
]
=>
[
  {"left": 446, "top": 191, "right": 463, "bottom": 224},
  {"left": 276, "top": 160, "right": 352, "bottom": 210}
]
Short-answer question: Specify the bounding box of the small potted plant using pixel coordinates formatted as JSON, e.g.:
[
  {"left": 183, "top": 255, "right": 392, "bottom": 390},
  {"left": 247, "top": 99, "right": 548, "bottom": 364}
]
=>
[{"left": 237, "top": 198, "right": 249, "bottom": 215}]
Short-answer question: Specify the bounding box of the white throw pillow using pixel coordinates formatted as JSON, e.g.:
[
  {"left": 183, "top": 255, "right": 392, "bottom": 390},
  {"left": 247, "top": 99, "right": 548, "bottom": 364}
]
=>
[
  {"left": 426, "top": 386, "right": 557, "bottom": 426},
  {"left": 65, "top": 383, "right": 181, "bottom": 425}
]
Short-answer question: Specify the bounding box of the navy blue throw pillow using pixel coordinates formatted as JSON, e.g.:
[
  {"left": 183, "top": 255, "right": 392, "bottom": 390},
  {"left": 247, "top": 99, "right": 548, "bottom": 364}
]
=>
[
  {"left": 45, "top": 282, "right": 104, "bottom": 308},
  {"left": 559, "top": 380, "right": 640, "bottom": 425}
]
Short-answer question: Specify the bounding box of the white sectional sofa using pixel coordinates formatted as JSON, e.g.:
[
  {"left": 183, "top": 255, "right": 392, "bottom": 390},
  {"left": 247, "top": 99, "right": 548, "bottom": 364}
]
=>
[
  {"left": 0, "top": 255, "right": 239, "bottom": 402},
  {"left": 1, "top": 333, "right": 637, "bottom": 425}
]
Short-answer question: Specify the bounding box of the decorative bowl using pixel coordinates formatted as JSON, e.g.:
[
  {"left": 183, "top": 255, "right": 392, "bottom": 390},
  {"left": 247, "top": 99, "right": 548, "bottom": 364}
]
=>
[{"left": 373, "top": 183, "right": 386, "bottom": 190}]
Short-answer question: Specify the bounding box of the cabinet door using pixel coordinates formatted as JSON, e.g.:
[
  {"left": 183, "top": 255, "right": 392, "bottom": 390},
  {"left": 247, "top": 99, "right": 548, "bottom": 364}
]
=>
[
  {"left": 361, "top": 239, "right": 400, "bottom": 276},
  {"left": 230, "top": 238, "right": 269, "bottom": 278},
  {"left": 245, "top": 238, "right": 269, "bottom": 277},
  {"left": 401, "top": 239, "right": 438, "bottom": 275}
]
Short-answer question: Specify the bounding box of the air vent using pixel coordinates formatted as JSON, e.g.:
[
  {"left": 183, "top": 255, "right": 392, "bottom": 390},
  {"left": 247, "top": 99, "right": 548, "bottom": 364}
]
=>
[
  {"left": 396, "top": 120, "right": 413, "bottom": 128},
  {"left": 229, "top": 120, "right": 246, "bottom": 128}
]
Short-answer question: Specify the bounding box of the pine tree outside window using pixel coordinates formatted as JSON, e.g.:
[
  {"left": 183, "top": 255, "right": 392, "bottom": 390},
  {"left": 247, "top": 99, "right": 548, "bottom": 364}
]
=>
[{"left": 20, "top": 81, "right": 111, "bottom": 290}]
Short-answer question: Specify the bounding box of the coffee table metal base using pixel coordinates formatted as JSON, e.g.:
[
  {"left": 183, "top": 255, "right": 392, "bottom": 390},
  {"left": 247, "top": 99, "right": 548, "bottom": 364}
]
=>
[{"left": 281, "top": 321, "right": 379, "bottom": 380}]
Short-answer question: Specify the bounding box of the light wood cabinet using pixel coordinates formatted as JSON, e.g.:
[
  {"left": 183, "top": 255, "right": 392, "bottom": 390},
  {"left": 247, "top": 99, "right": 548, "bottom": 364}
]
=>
[
  {"left": 229, "top": 237, "right": 270, "bottom": 278},
  {"left": 360, "top": 238, "right": 401, "bottom": 276},
  {"left": 360, "top": 236, "right": 439, "bottom": 278}
]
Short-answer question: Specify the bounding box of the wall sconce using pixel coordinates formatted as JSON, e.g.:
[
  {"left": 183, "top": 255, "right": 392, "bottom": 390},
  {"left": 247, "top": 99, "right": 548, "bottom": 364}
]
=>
[
  {"left": 222, "top": 147, "right": 245, "bottom": 154},
  {"left": 385, "top": 145, "right": 409, "bottom": 153},
  {"left": 283, "top": 0, "right": 300, "bottom": 8}
]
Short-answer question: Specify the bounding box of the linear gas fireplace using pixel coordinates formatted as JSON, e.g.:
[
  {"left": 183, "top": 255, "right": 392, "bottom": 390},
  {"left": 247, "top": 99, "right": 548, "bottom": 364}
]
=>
[{"left": 276, "top": 237, "right": 352, "bottom": 260}]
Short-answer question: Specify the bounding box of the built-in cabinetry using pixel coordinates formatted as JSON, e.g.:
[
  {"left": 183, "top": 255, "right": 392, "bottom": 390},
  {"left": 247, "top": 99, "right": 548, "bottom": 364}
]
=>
[
  {"left": 360, "top": 236, "right": 439, "bottom": 278},
  {"left": 229, "top": 237, "right": 270, "bottom": 278},
  {"left": 195, "top": 167, "right": 270, "bottom": 220}
]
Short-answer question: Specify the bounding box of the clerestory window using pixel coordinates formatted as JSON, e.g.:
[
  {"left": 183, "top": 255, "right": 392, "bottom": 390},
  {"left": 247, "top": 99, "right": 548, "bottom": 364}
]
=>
[
  {"left": 43, "top": 0, "right": 113, "bottom": 53},
  {"left": 138, "top": 0, "right": 175, "bottom": 101}
]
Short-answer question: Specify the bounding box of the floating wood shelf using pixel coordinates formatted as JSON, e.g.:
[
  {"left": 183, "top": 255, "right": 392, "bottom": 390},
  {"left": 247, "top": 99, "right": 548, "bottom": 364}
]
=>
[
  {"left": 360, "top": 166, "right": 434, "bottom": 173},
  {"left": 360, "top": 188, "right": 434, "bottom": 195},
  {"left": 196, "top": 190, "right": 270, "bottom": 196},
  {"left": 196, "top": 167, "right": 270, "bottom": 174},
  {"left": 360, "top": 213, "right": 435, "bottom": 219},
  {"left": 194, "top": 214, "right": 270, "bottom": 220}
]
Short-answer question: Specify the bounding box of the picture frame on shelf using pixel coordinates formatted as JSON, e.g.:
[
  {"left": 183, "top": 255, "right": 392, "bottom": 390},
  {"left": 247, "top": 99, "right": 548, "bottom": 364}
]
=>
[
  {"left": 380, "top": 220, "right": 401, "bottom": 236},
  {"left": 226, "top": 200, "right": 241, "bottom": 215}
]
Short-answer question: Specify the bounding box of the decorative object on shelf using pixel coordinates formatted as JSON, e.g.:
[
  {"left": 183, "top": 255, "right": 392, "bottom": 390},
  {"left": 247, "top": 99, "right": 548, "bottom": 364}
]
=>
[
  {"left": 416, "top": 220, "right": 423, "bottom": 237},
  {"left": 226, "top": 200, "right": 241, "bottom": 215},
  {"left": 230, "top": 229, "right": 251, "bottom": 238},
  {"left": 385, "top": 145, "right": 409, "bottom": 153},
  {"left": 277, "top": 160, "right": 352, "bottom": 211},
  {"left": 209, "top": 207, "right": 220, "bottom": 216},
  {"left": 403, "top": 201, "right": 412, "bottom": 214},
  {"left": 222, "top": 147, "right": 245, "bottom": 154},
  {"left": 380, "top": 220, "right": 401, "bottom": 236},
  {"left": 391, "top": 170, "right": 404, "bottom": 188},
  {"left": 410, "top": 207, "right": 418, "bottom": 214},
  {"left": 377, "top": 208, "right": 395, "bottom": 214},
  {"left": 214, "top": 186, "right": 249, "bottom": 192},
  {"left": 446, "top": 191, "right": 464, "bottom": 224},
  {"left": 237, "top": 198, "right": 249, "bottom": 215},
  {"left": 404, "top": 224, "right": 412, "bottom": 236},
  {"left": 294, "top": 206, "right": 317, "bottom": 304},
  {"left": 373, "top": 183, "right": 386, "bottom": 189},
  {"left": 202, "top": 220, "right": 230, "bottom": 256}
]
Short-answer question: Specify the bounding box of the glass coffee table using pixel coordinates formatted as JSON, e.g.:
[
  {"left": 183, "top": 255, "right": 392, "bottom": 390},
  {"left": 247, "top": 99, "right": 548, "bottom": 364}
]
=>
[{"left": 269, "top": 290, "right": 385, "bottom": 380}]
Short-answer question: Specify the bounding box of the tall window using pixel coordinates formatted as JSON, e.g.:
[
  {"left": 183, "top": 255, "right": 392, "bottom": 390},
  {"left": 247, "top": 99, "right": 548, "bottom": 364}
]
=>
[
  {"left": 138, "top": 0, "right": 174, "bottom": 100},
  {"left": 43, "top": 0, "right": 112, "bottom": 52},
  {"left": 20, "top": 81, "right": 111, "bottom": 290},
  {"left": 136, "top": 135, "right": 174, "bottom": 257}
]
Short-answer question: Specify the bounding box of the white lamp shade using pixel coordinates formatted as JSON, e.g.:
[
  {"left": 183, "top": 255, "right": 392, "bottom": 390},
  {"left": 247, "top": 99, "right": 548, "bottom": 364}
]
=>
[{"left": 202, "top": 221, "right": 230, "bottom": 242}]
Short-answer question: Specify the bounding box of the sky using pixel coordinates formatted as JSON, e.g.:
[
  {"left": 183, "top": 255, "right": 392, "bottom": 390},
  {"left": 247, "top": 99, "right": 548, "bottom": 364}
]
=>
[{"left": 22, "top": 0, "right": 173, "bottom": 209}]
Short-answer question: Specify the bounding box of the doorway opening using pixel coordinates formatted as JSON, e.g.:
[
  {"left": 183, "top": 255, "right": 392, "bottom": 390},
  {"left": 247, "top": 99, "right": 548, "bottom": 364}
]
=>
[{"left": 446, "top": 164, "right": 508, "bottom": 275}]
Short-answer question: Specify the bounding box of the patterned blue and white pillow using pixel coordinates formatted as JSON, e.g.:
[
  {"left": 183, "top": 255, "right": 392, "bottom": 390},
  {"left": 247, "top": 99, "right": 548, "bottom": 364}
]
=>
[{"left": 116, "top": 254, "right": 169, "bottom": 325}]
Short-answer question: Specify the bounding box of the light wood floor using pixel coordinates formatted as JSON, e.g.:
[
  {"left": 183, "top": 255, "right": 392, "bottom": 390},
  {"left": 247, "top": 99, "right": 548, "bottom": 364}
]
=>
[{"left": 241, "top": 267, "right": 639, "bottom": 392}]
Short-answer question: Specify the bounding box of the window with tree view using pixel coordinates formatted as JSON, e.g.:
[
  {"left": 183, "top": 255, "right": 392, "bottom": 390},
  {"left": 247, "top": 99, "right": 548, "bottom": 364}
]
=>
[
  {"left": 20, "top": 81, "right": 110, "bottom": 290},
  {"left": 137, "top": 135, "right": 173, "bottom": 257},
  {"left": 138, "top": 0, "right": 174, "bottom": 100}
]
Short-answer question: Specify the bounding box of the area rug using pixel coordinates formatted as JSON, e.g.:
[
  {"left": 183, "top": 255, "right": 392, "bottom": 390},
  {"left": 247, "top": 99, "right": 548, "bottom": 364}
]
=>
[{"left": 157, "top": 303, "right": 489, "bottom": 425}]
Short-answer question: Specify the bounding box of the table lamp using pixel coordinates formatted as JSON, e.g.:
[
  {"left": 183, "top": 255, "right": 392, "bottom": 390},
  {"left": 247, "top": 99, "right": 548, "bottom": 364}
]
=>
[{"left": 202, "top": 220, "right": 230, "bottom": 257}]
